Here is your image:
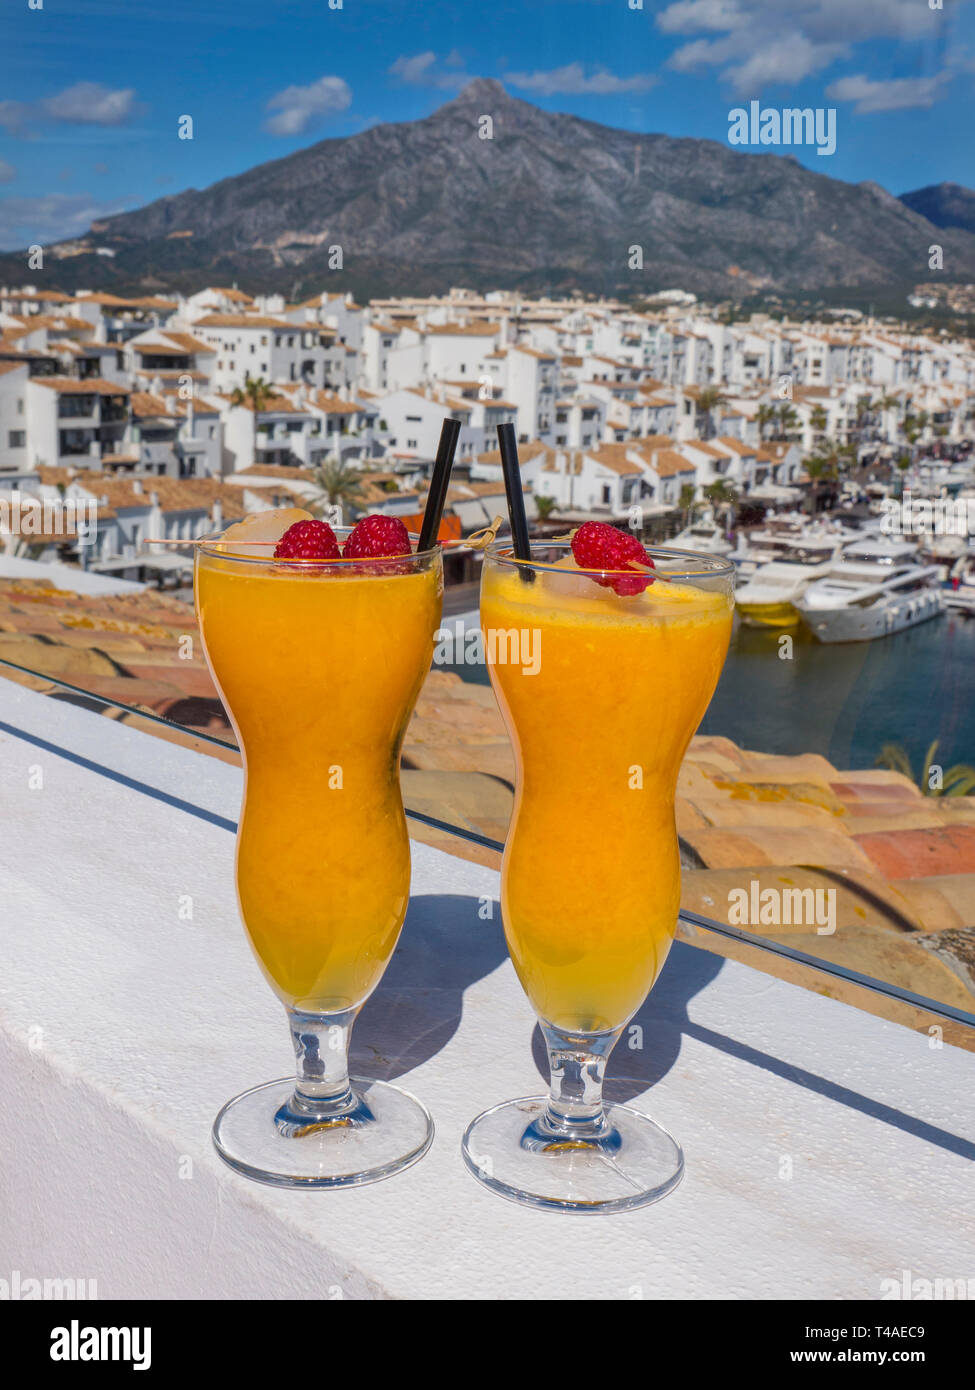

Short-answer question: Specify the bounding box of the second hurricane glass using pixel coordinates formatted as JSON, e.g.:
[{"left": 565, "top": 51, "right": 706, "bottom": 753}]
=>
[
  {"left": 463, "top": 540, "right": 734, "bottom": 1212},
  {"left": 196, "top": 528, "right": 442, "bottom": 1188}
]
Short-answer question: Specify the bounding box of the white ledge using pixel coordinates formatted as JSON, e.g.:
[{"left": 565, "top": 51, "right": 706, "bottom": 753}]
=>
[{"left": 0, "top": 678, "right": 972, "bottom": 1300}]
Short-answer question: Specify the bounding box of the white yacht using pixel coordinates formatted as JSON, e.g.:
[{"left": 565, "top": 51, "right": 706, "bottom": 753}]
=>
[
  {"left": 735, "top": 536, "right": 849, "bottom": 628},
  {"left": 945, "top": 549, "right": 975, "bottom": 613},
  {"left": 795, "top": 540, "right": 945, "bottom": 643},
  {"left": 672, "top": 513, "right": 734, "bottom": 557},
  {"left": 730, "top": 513, "right": 808, "bottom": 576},
  {"left": 732, "top": 514, "right": 862, "bottom": 580},
  {"left": 918, "top": 530, "right": 969, "bottom": 583}
]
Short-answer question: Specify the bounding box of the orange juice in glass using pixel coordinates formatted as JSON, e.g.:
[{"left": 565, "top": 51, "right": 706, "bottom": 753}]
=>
[
  {"left": 196, "top": 516, "right": 442, "bottom": 1188},
  {"left": 463, "top": 539, "right": 733, "bottom": 1212}
]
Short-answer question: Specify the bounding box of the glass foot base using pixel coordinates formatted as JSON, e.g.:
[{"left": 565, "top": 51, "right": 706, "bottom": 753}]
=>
[
  {"left": 461, "top": 1096, "right": 684, "bottom": 1213},
  {"left": 212, "top": 1076, "right": 434, "bottom": 1189}
]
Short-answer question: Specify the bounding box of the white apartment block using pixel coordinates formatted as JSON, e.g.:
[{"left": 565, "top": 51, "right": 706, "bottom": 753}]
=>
[
  {"left": 20, "top": 376, "right": 131, "bottom": 472},
  {"left": 552, "top": 397, "right": 606, "bottom": 450},
  {"left": 532, "top": 440, "right": 692, "bottom": 519},
  {"left": 188, "top": 314, "right": 340, "bottom": 394},
  {"left": 124, "top": 329, "right": 218, "bottom": 393},
  {"left": 424, "top": 322, "right": 502, "bottom": 385},
  {"left": 499, "top": 344, "right": 557, "bottom": 443},
  {"left": 286, "top": 292, "right": 366, "bottom": 352},
  {"left": 219, "top": 387, "right": 377, "bottom": 473},
  {"left": 374, "top": 386, "right": 515, "bottom": 468},
  {"left": 128, "top": 392, "right": 223, "bottom": 478},
  {"left": 0, "top": 362, "right": 31, "bottom": 473},
  {"left": 362, "top": 320, "right": 425, "bottom": 394}
]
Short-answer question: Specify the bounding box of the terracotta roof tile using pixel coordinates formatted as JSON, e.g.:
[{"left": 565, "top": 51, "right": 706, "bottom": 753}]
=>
[
  {"left": 194, "top": 314, "right": 294, "bottom": 330},
  {"left": 32, "top": 376, "right": 130, "bottom": 395}
]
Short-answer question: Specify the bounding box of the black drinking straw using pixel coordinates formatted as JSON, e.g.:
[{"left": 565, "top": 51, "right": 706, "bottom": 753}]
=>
[
  {"left": 418, "top": 417, "right": 462, "bottom": 553},
  {"left": 496, "top": 422, "right": 535, "bottom": 583}
]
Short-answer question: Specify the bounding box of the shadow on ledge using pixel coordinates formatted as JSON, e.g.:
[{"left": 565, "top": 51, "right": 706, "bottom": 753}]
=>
[
  {"left": 352, "top": 898, "right": 727, "bottom": 1093},
  {"left": 352, "top": 896, "right": 975, "bottom": 1163},
  {"left": 352, "top": 892, "right": 509, "bottom": 1080}
]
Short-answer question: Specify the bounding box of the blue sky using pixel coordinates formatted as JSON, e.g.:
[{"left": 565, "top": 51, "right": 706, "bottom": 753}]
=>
[{"left": 1, "top": 0, "right": 973, "bottom": 251}]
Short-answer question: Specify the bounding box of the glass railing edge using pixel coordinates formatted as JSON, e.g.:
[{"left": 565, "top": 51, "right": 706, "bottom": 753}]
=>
[{"left": 1, "top": 657, "right": 973, "bottom": 1037}]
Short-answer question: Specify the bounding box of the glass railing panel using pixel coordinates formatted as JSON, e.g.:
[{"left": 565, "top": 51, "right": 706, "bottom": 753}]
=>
[{"left": 1, "top": 575, "right": 973, "bottom": 1042}]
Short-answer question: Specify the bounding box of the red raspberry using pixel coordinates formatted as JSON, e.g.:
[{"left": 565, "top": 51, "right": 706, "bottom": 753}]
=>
[
  {"left": 344, "top": 515, "right": 413, "bottom": 560},
  {"left": 570, "top": 521, "right": 654, "bottom": 596},
  {"left": 273, "top": 519, "right": 340, "bottom": 560}
]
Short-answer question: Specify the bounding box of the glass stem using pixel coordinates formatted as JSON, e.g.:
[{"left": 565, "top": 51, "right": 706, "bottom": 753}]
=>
[
  {"left": 275, "top": 1006, "right": 374, "bottom": 1135},
  {"left": 524, "top": 1022, "right": 623, "bottom": 1150}
]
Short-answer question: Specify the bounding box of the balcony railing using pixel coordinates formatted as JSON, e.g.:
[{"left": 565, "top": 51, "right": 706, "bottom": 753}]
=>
[
  {"left": 58, "top": 399, "right": 97, "bottom": 419},
  {"left": 0, "top": 646, "right": 971, "bottom": 1041}
]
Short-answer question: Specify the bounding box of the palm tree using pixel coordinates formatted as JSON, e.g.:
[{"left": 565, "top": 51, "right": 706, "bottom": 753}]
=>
[
  {"left": 869, "top": 392, "right": 898, "bottom": 439},
  {"left": 703, "top": 478, "right": 737, "bottom": 530},
  {"left": 230, "top": 376, "right": 275, "bottom": 412},
  {"left": 803, "top": 438, "right": 847, "bottom": 511},
  {"left": 695, "top": 387, "right": 727, "bottom": 441},
  {"left": 534, "top": 495, "right": 557, "bottom": 521},
  {"left": 756, "top": 404, "right": 777, "bottom": 442},
  {"left": 904, "top": 408, "right": 930, "bottom": 445},
  {"left": 678, "top": 482, "right": 698, "bottom": 527},
  {"left": 304, "top": 458, "right": 366, "bottom": 518},
  {"left": 843, "top": 394, "right": 873, "bottom": 452},
  {"left": 876, "top": 741, "right": 975, "bottom": 797},
  {"left": 772, "top": 404, "right": 801, "bottom": 441},
  {"left": 703, "top": 478, "right": 736, "bottom": 505},
  {"left": 810, "top": 405, "right": 828, "bottom": 437}
]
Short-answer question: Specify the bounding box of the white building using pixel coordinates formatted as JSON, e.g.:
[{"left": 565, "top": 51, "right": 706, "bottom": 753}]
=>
[
  {"left": 502, "top": 344, "right": 558, "bottom": 443},
  {"left": 19, "top": 376, "right": 131, "bottom": 473},
  {"left": 189, "top": 314, "right": 339, "bottom": 394}
]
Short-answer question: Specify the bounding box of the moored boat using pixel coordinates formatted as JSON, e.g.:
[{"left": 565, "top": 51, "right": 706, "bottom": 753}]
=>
[
  {"left": 736, "top": 536, "right": 850, "bottom": 628},
  {"left": 796, "top": 542, "right": 945, "bottom": 643}
]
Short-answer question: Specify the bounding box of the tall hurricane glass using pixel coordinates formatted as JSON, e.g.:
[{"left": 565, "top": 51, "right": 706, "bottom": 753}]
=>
[
  {"left": 463, "top": 540, "right": 734, "bottom": 1212},
  {"left": 196, "top": 529, "right": 442, "bottom": 1188}
]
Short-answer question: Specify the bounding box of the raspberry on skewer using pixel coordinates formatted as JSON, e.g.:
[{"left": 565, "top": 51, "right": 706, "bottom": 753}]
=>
[
  {"left": 570, "top": 521, "right": 655, "bottom": 596},
  {"left": 344, "top": 515, "right": 413, "bottom": 560},
  {"left": 273, "top": 519, "right": 341, "bottom": 561}
]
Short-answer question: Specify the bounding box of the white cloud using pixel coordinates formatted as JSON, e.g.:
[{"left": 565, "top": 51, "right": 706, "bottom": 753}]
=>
[
  {"left": 506, "top": 64, "right": 658, "bottom": 96},
  {"left": 388, "top": 52, "right": 469, "bottom": 90},
  {"left": 390, "top": 52, "right": 436, "bottom": 84},
  {"left": 668, "top": 34, "right": 739, "bottom": 74},
  {"left": 657, "top": 0, "right": 745, "bottom": 35},
  {"left": 42, "top": 83, "right": 138, "bottom": 126},
  {"left": 390, "top": 53, "right": 657, "bottom": 98},
  {"left": 726, "top": 35, "right": 847, "bottom": 91},
  {"left": 0, "top": 159, "right": 15, "bottom": 184},
  {"left": 0, "top": 100, "right": 30, "bottom": 135},
  {"left": 0, "top": 193, "right": 128, "bottom": 251},
  {"left": 826, "top": 72, "right": 951, "bottom": 113},
  {"left": 794, "top": 0, "right": 950, "bottom": 44},
  {"left": 0, "top": 83, "right": 140, "bottom": 137},
  {"left": 668, "top": 28, "right": 846, "bottom": 93},
  {"left": 658, "top": 0, "right": 960, "bottom": 97},
  {"left": 264, "top": 75, "right": 352, "bottom": 137}
]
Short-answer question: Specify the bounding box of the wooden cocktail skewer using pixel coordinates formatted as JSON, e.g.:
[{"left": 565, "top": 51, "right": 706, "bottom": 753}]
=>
[{"left": 144, "top": 518, "right": 506, "bottom": 552}]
